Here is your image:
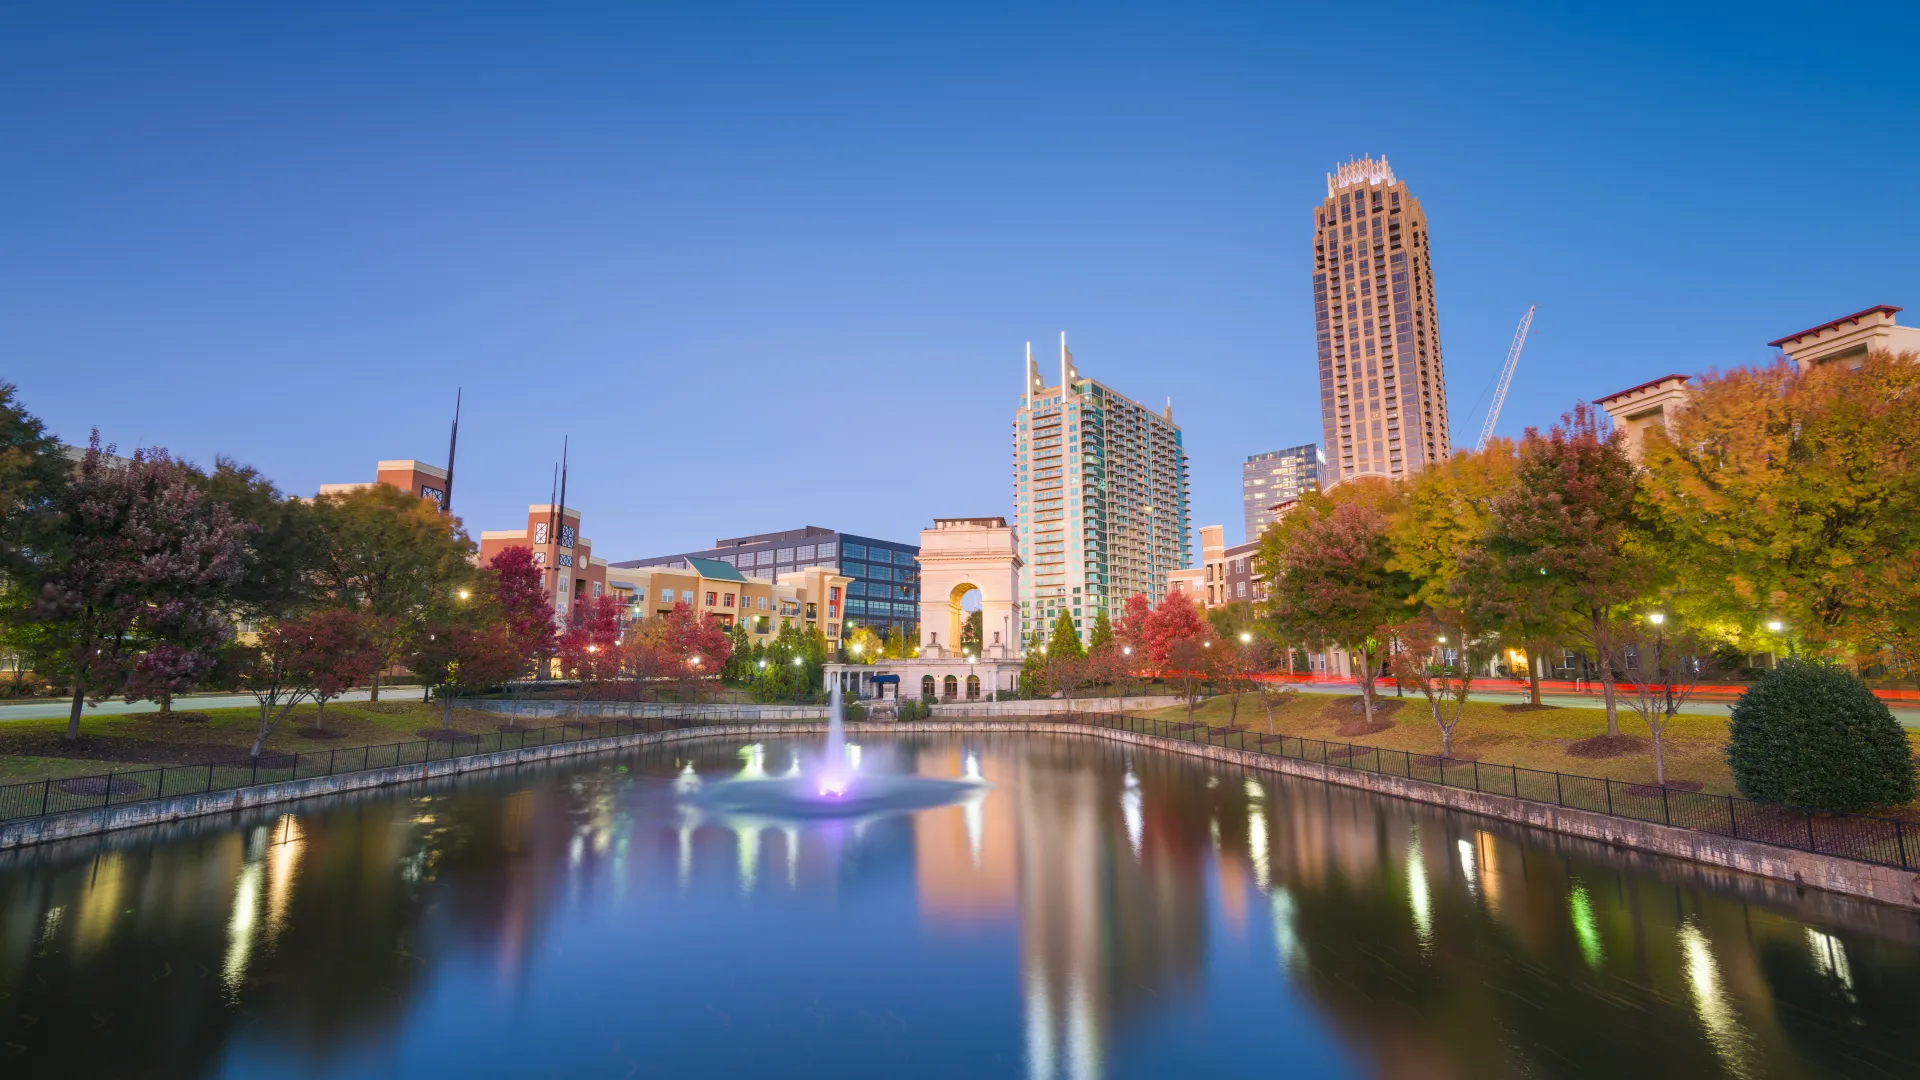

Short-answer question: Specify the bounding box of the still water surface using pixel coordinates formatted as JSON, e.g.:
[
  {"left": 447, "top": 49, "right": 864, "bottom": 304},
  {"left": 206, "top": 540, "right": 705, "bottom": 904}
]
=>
[{"left": 0, "top": 734, "right": 1915, "bottom": 1078}]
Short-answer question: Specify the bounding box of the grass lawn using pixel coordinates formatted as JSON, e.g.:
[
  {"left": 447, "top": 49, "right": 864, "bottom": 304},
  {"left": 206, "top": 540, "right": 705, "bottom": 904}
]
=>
[
  {"left": 0, "top": 698, "right": 523, "bottom": 786},
  {"left": 1130, "top": 689, "right": 1920, "bottom": 811}
]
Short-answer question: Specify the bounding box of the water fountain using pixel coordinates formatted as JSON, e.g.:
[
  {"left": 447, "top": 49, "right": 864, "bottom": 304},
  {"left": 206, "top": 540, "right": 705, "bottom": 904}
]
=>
[{"left": 688, "top": 681, "right": 984, "bottom": 818}]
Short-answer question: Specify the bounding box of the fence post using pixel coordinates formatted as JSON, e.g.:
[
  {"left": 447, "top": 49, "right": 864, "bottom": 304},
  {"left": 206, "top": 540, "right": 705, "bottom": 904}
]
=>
[
  {"left": 103, "top": 772, "right": 114, "bottom": 806},
  {"left": 329, "top": 748, "right": 337, "bottom": 776},
  {"left": 40, "top": 777, "right": 50, "bottom": 817},
  {"left": 1727, "top": 796, "right": 1738, "bottom": 838},
  {"left": 1555, "top": 771, "right": 1563, "bottom": 807},
  {"left": 1511, "top": 763, "right": 1519, "bottom": 797},
  {"left": 1898, "top": 819, "right": 1910, "bottom": 870},
  {"left": 251, "top": 759, "right": 259, "bottom": 787},
  {"left": 1660, "top": 784, "right": 1672, "bottom": 826},
  {"left": 1806, "top": 812, "right": 1817, "bottom": 853},
  {"left": 1604, "top": 779, "right": 1613, "bottom": 816},
  {"left": 1472, "top": 760, "right": 1480, "bottom": 792}
]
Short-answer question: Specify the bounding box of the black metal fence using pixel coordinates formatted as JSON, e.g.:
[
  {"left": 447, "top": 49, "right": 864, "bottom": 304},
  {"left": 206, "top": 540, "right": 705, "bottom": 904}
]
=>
[
  {"left": 0, "top": 710, "right": 706, "bottom": 824},
  {"left": 1067, "top": 711, "right": 1918, "bottom": 871}
]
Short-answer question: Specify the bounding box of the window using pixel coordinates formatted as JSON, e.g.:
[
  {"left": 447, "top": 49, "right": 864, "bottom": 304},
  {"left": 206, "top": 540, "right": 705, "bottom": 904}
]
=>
[
  {"left": 922, "top": 675, "right": 936, "bottom": 699},
  {"left": 634, "top": 590, "right": 646, "bottom": 602},
  {"left": 943, "top": 675, "right": 958, "bottom": 699},
  {"left": 965, "top": 675, "right": 980, "bottom": 700},
  {"left": 817, "top": 542, "right": 837, "bottom": 558},
  {"left": 759, "top": 596, "right": 769, "bottom": 609},
  {"left": 704, "top": 591, "right": 717, "bottom": 606},
  {"left": 844, "top": 543, "right": 868, "bottom": 559},
  {"left": 797, "top": 544, "right": 815, "bottom": 559},
  {"left": 723, "top": 593, "right": 735, "bottom": 608},
  {"left": 776, "top": 548, "right": 794, "bottom": 563},
  {"left": 681, "top": 590, "right": 695, "bottom": 603},
  {"left": 755, "top": 551, "right": 773, "bottom": 566},
  {"left": 592, "top": 582, "right": 602, "bottom": 597}
]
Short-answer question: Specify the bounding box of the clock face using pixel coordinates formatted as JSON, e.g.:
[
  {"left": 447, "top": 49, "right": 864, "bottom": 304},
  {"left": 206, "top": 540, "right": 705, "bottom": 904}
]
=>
[
  {"left": 533, "top": 523, "right": 549, "bottom": 545},
  {"left": 559, "top": 525, "right": 576, "bottom": 549}
]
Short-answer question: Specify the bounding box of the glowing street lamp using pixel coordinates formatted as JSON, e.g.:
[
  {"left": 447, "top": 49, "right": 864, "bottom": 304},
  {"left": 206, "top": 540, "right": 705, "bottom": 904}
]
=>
[
  {"left": 1122, "top": 646, "right": 1131, "bottom": 656},
  {"left": 792, "top": 657, "right": 803, "bottom": 666},
  {"left": 757, "top": 660, "right": 767, "bottom": 670},
  {"left": 1239, "top": 632, "right": 1252, "bottom": 644},
  {"left": 456, "top": 588, "right": 471, "bottom": 601},
  {"left": 1766, "top": 619, "right": 1784, "bottom": 633},
  {"left": 1648, "top": 612, "right": 1666, "bottom": 626}
]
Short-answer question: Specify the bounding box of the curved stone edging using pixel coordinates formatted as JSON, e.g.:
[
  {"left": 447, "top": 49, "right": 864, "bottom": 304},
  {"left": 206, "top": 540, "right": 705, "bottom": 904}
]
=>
[{"left": 3, "top": 719, "right": 1916, "bottom": 910}]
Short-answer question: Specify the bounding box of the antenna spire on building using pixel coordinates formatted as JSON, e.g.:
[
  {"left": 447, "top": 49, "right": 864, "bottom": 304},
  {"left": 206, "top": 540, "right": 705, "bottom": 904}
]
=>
[{"left": 442, "top": 388, "right": 461, "bottom": 512}]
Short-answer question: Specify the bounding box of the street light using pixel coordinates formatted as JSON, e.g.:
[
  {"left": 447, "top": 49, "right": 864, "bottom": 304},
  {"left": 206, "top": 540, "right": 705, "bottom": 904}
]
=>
[
  {"left": 1122, "top": 646, "right": 1131, "bottom": 656},
  {"left": 792, "top": 657, "right": 803, "bottom": 666},
  {"left": 456, "top": 588, "right": 471, "bottom": 601},
  {"left": 757, "top": 660, "right": 767, "bottom": 670},
  {"left": 1239, "top": 632, "right": 1252, "bottom": 644},
  {"left": 1766, "top": 619, "right": 1784, "bottom": 632},
  {"left": 1648, "top": 612, "right": 1666, "bottom": 626}
]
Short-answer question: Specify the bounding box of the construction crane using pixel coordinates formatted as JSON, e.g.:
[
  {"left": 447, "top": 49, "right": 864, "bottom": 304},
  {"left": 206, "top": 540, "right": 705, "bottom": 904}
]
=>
[{"left": 1476, "top": 305, "right": 1536, "bottom": 452}]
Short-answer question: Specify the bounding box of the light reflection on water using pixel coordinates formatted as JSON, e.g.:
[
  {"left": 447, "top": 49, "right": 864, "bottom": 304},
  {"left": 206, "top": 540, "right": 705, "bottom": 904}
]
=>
[{"left": 0, "top": 734, "right": 1915, "bottom": 1079}]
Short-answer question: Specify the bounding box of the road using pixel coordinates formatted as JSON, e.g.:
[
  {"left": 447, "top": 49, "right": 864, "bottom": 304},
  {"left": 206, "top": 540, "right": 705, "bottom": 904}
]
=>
[{"left": 0, "top": 690, "right": 380, "bottom": 723}]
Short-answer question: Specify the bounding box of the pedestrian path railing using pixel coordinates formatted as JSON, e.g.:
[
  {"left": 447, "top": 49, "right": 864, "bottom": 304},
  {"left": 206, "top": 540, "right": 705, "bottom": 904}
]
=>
[{"left": 1064, "top": 710, "right": 1917, "bottom": 871}]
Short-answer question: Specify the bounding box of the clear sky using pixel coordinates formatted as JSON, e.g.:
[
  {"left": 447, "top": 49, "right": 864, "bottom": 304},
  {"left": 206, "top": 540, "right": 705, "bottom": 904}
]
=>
[{"left": 4, "top": 2, "right": 1915, "bottom": 556}]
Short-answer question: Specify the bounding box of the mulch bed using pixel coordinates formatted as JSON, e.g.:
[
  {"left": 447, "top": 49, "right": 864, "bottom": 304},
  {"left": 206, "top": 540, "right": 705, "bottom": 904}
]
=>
[
  {"left": 1565, "top": 734, "right": 1650, "bottom": 759},
  {"left": 57, "top": 775, "right": 144, "bottom": 797},
  {"left": 1626, "top": 780, "right": 1706, "bottom": 797},
  {"left": 359, "top": 701, "right": 428, "bottom": 715},
  {"left": 295, "top": 727, "right": 347, "bottom": 740},
  {"left": 1334, "top": 718, "right": 1397, "bottom": 738},
  {"left": 143, "top": 711, "right": 213, "bottom": 724},
  {"left": 1500, "top": 703, "right": 1560, "bottom": 713},
  {"left": 1412, "top": 752, "right": 1482, "bottom": 768}
]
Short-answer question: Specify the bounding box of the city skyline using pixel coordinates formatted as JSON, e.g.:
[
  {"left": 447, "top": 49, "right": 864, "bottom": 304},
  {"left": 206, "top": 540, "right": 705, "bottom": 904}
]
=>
[{"left": 3, "top": 4, "right": 1915, "bottom": 561}]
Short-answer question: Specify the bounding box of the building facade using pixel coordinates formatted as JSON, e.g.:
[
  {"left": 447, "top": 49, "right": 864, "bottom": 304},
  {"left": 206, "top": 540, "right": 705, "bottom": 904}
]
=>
[
  {"left": 1013, "top": 335, "right": 1191, "bottom": 642},
  {"left": 604, "top": 560, "right": 851, "bottom": 645},
  {"left": 1768, "top": 304, "right": 1920, "bottom": 370},
  {"left": 1168, "top": 524, "right": 1263, "bottom": 609},
  {"left": 1240, "top": 444, "right": 1321, "bottom": 542},
  {"left": 613, "top": 526, "right": 919, "bottom": 642},
  {"left": 1313, "top": 155, "right": 1449, "bottom": 485},
  {"left": 318, "top": 459, "right": 449, "bottom": 506},
  {"left": 478, "top": 504, "right": 608, "bottom": 624}
]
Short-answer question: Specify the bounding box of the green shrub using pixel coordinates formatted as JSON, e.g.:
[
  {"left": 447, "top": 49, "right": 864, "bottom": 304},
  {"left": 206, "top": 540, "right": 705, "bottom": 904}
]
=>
[{"left": 1727, "top": 660, "right": 1916, "bottom": 811}]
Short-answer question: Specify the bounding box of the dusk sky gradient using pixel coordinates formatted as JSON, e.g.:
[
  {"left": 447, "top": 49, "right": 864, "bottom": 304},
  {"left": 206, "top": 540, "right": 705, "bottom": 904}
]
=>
[{"left": 4, "top": 2, "right": 1915, "bottom": 557}]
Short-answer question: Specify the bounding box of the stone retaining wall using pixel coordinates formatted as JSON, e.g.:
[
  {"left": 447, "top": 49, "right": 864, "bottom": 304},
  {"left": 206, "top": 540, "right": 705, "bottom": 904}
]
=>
[{"left": 4, "top": 719, "right": 1916, "bottom": 910}]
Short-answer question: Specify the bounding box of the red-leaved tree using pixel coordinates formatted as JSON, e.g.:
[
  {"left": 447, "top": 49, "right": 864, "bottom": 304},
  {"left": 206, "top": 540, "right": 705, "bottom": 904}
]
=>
[
  {"left": 487, "top": 545, "right": 553, "bottom": 680},
  {"left": 659, "top": 602, "right": 732, "bottom": 701},
  {"left": 301, "top": 609, "right": 383, "bottom": 733},
  {"left": 557, "top": 594, "right": 625, "bottom": 697}
]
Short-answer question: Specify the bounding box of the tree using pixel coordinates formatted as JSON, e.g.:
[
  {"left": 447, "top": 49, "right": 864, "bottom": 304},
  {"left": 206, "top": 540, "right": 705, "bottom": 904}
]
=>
[
  {"left": 195, "top": 459, "right": 323, "bottom": 621},
  {"left": 228, "top": 614, "right": 347, "bottom": 759},
  {"left": 1389, "top": 618, "right": 1477, "bottom": 758},
  {"left": 1481, "top": 406, "right": 1647, "bottom": 736},
  {"left": 1116, "top": 593, "right": 1153, "bottom": 651},
  {"left": 1613, "top": 615, "right": 1712, "bottom": 787},
  {"left": 722, "top": 620, "right": 754, "bottom": 681},
  {"left": 660, "top": 601, "right": 734, "bottom": 700},
  {"left": 0, "top": 382, "right": 68, "bottom": 583},
  {"left": 294, "top": 609, "right": 383, "bottom": 732},
  {"left": 1727, "top": 660, "right": 1916, "bottom": 811},
  {"left": 310, "top": 484, "right": 475, "bottom": 700},
  {"left": 556, "top": 594, "right": 624, "bottom": 696},
  {"left": 1249, "top": 640, "right": 1299, "bottom": 734},
  {"left": 1260, "top": 480, "right": 1413, "bottom": 727},
  {"left": 844, "top": 625, "right": 883, "bottom": 664},
  {"left": 25, "top": 435, "right": 253, "bottom": 741},
  {"left": 1087, "top": 608, "right": 1114, "bottom": 651},
  {"left": 1017, "top": 631, "right": 1051, "bottom": 699},
  {"left": 883, "top": 624, "right": 909, "bottom": 659},
  {"left": 1640, "top": 351, "right": 1920, "bottom": 671},
  {"left": 960, "top": 609, "right": 983, "bottom": 656},
  {"left": 415, "top": 615, "right": 522, "bottom": 729},
  {"left": 485, "top": 546, "right": 553, "bottom": 681},
  {"left": 1046, "top": 609, "right": 1084, "bottom": 662}
]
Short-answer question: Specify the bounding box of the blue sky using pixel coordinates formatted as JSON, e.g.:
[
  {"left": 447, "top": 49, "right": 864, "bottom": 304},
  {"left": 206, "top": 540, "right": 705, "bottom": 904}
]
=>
[{"left": 3, "top": 2, "right": 1915, "bottom": 555}]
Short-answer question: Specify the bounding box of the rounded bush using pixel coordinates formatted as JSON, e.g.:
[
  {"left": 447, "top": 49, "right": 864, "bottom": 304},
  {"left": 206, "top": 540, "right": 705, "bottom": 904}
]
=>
[{"left": 1726, "top": 661, "right": 1916, "bottom": 811}]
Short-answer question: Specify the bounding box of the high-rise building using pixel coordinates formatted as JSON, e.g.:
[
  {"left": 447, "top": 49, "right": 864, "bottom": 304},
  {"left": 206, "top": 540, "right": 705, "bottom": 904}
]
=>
[
  {"left": 1313, "top": 155, "right": 1449, "bottom": 484},
  {"left": 1240, "top": 443, "right": 1322, "bottom": 541},
  {"left": 1013, "top": 334, "right": 1191, "bottom": 642}
]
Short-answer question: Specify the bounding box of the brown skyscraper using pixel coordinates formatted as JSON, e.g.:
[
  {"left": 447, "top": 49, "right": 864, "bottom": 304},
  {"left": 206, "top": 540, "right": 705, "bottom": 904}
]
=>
[{"left": 1313, "top": 155, "right": 1448, "bottom": 483}]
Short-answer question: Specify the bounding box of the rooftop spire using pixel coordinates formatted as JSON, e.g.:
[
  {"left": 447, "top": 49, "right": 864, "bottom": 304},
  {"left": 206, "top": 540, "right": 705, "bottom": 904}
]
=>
[{"left": 1326, "top": 153, "right": 1397, "bottom": 197}]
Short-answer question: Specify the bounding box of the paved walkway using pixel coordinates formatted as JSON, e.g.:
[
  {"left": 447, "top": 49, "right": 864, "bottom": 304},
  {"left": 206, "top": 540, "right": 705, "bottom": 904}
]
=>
[
  {"left": 1295, "top": 679, "right": 1920, "bottom": 727},
  {"left": 0, "top": 690, "right": 379, "bottom": 723}
]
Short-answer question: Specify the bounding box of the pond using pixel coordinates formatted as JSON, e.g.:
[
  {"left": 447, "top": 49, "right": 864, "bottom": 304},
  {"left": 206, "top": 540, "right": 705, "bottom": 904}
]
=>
[{"left": 0, "top": 734, "right": 1914, "bottom": 1078}]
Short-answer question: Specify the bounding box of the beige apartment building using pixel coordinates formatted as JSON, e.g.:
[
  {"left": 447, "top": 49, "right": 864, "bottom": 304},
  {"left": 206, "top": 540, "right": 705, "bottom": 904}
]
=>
[
  {"left": 603, "top": 559, "right": 851, "bottom": 645},
  {"left": 1313, "top": 155, "right": 1450, "bottom": 484}
]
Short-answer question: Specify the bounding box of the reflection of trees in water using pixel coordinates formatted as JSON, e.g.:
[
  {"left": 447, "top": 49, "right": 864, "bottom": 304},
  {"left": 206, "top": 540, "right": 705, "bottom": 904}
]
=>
[
  {"left": 1218, "top": 772, "right": 1920, "bottom": 1079},
  {"left": 0, "top": 752, "right": 650, "bottom": 1077}
]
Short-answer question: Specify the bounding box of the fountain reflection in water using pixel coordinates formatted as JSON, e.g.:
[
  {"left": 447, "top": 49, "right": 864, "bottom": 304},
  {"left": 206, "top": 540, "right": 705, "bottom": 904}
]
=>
[{"left": 688, "top": 681, "right": 984, "bottom": 819}]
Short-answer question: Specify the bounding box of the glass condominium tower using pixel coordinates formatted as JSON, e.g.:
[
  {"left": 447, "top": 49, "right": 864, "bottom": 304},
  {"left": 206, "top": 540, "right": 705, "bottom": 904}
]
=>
[
  {"left": 1013, "top": 334, "right": 1191, "bottom": 643},
  {"left": 1313, "top": 155, "right": 1449, "bottom": 484}
]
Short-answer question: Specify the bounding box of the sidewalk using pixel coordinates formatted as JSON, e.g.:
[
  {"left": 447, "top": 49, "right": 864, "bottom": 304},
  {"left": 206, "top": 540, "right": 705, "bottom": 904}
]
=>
[{"left": 0, "top": 690, "right": 378, "bottom": 723}]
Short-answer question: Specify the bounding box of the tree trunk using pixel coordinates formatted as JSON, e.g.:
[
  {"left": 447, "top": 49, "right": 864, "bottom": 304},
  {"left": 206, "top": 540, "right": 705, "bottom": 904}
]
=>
[
  {"left": 1356, "top": 647, "right": 1375, "bottom": 726},
  {"left": 1652, "top": 727, "right": 1665, "bottom": 786},
  {"left": 1526, "top": 647, "right": 1542, "bottom": 706},
  {"left": 65, "top": 682, "right": 85, "bottom": 742},
  {"left": 442, "top": 688, "right": 453, "bottom": 730},
  {"left": 1593, "top": 612, "right": 1619, "bottom": 736},
  {"left": 369, "top": 671, "right": 382, "bottom": 703},
  {"left": 1229, "top": 687, "right": 1240, "bottom": 728},
  {"left": 314, "top": 698, "right": 327, "bottom": 732},
  {"left": 158, "top": 690, "right": 173, "bottom": 718}
]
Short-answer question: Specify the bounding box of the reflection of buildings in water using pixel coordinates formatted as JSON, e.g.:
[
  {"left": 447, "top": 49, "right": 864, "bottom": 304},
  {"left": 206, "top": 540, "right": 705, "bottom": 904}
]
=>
[{"left": 913, "top": 744, "right": 1018, "bottom": 924}]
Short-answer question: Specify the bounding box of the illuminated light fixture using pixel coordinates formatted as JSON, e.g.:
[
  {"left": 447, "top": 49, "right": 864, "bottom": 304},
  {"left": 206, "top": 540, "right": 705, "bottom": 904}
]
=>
[
  {"left": 1767, "top": 619, "right": 1784, "bottom": 632},
  {"left": 1648, "top": 612, "right": 1665, "bottom": 625},
  {"left": 1240, "top": 632, "right": 1252, "bottom": 643}
]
